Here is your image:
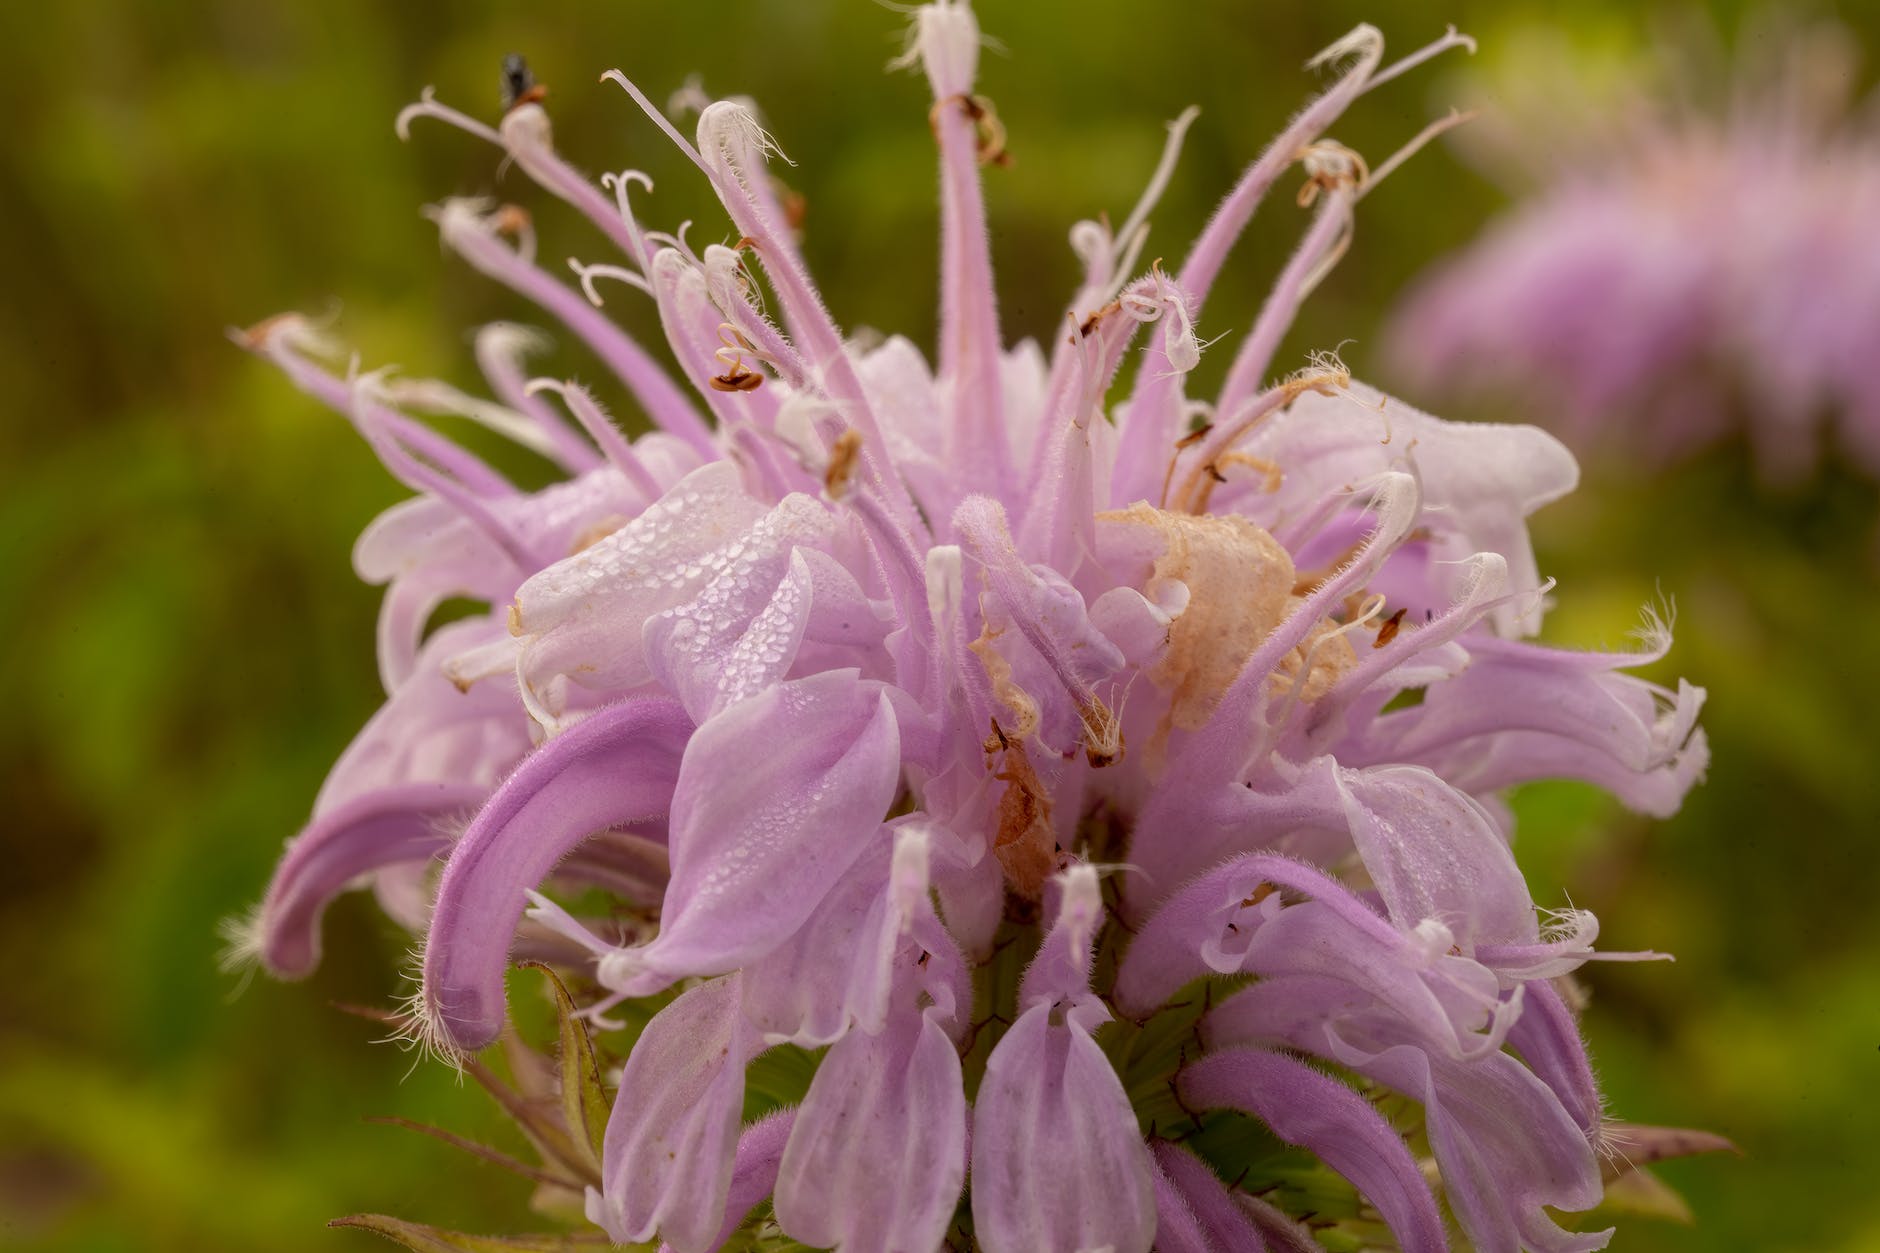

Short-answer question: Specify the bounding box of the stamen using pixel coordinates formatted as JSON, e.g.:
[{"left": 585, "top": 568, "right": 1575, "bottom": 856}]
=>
[
  {"left": 600, "top": 69, "right": 711, "bottom": 175},
  {"left": 382, "top": 376, "right": 562, "bottom": 461},
  {"left": 490, "top": 203, "right": 536, "bottom": 267},
  {"left": 1111, "top": 107, "right": 1202, "bottom": 275},
  {"left": 568, "top": 258, "right": 653, "bottom": 306},
  {"left": 1174, "top": 364, "right": 1346, "bottom": 514},
  {"left": 598, "top": 170, "right": 656, "bottom": 270},
  {"left": 431, "top": 199, "right": 716, "bottom": 458},
  {"left": 395, "top": 86, "right": 503, "bottom": 146},
  {"left": 1359, "top": 108, "right": 1478, "bottom": 199},
  {"left": 1361, "top": 24, "right": 1477, "bottom": 95},
  {"left": 522, "top": 378, "right": 664, "bottom": 501},
  {"left": 471, "top": 323, "right": 602, "bottom": 473}
]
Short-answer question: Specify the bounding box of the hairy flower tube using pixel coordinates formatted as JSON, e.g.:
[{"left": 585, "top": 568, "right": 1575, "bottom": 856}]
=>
[
  {"left": 237, "top": 5, "right": 1716, "bottom": 1251},
  {"left": 1385, "top": 20, "right": 1880, "bottom": 481}
]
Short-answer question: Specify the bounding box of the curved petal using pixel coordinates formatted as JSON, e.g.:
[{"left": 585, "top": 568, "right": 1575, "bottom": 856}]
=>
[
  {"left": 773, "top": 1010, "right": 967, "bottom": 1253},
  {"left": 259, "top": 781, "right": 484, "bottom": 978},
  {"left": 420, "top": 698, "right": 692, "bottom": 1051},
  {"left": 1332, "top": 763, "right": 1539, "bottom": 950},
  {"left": 1347, "top": 1042, "right": 1608, "bottom": 1253},
  {"left": 1247, "top": 382, "right": 1578, "bottom": 635},
  {"left": 1506, "top": 979, "right": 1602, "bottom": 1136},
  {"left": 970, "top": 1004, "right": 1155, "bottom": 1253},
  {"left": 592, "top": 974, "right": 756, "bottom": 1252},
  {"left": 1113, "top": 851, "right": 1393, "bottom": 1020},
  {"left": 1179, "top": 1048, "right": 1447, "bottom": 1253}
]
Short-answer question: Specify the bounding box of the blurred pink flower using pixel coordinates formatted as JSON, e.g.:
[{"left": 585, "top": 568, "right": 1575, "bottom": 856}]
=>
[
  {"left": 237, "top": 6, "right": 1714, "bottom": 1251},
  {"left": 1387, "top": 21, "right": 1880, "bottom": 480}
]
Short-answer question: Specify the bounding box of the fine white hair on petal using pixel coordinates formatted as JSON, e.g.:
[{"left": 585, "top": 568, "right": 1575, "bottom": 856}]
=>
[
  {"left": 697, "top": 100, "right": 795, "bottom": 173},
  {"left": 895, "top": 0, "right": 981, "bottom": 97}
]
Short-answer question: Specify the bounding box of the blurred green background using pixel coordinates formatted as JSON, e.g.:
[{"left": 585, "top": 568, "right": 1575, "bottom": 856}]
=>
[{"left": 3, "top": 1, "right": 1875, "bottom": 1250}]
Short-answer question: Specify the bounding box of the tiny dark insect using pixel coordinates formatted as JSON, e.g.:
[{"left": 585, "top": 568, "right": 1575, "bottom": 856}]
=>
[
  {"left": 500, "top": 53, "right": 547, "bottom": 111},
  {"left": 1374, "top": 606, "right": 1408, "bottom": 648}
]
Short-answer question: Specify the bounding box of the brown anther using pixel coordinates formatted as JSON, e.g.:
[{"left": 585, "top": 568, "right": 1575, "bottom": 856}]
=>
[
  {"left": 234, "top": 313, "right": 295, "bottom": 350},
  {"left": 1241, "top": 882, "right": 1277, "bottom": 908},
  {"left": 1204, "top": 463, "right": 1228, "bottom": 484},
  {"left": 708, "top": 366, "right": 764, "bottom": 393},
  {"left": 1175, "top": 423, "right": 1214, "bottom": 450},
  {"left": 509, "top": 84, "right": 548, "bottom": 109},
  {"left": 506, "top": 601, "right": 525, "bottom": 637},
  {"left": 933, "top": 92, "right": 1010, "bottom": 166},
  {"left": 1294, "top": 140, "right": 1368, "bottom": 207},
  {"left": 1374, "top": 607, "right": 1407, "bottom": 648},
  {"left": 775, "top": 179, "right": 808, "bottom": 236},
  {"left": 1077, "top": 300, "right": 1122, "bottom": 340},
  {"left": 1447, "top": 944, "right": 1462, "bottom": 957},
  {"left": 492, "top": 204, "right": 532, "bottom": 238},
  {"left": 823, "top": 428, "right": 863, "bottom": 499},
  {"left": 732, "top": 235, "right": 757, "bottom": 252}
]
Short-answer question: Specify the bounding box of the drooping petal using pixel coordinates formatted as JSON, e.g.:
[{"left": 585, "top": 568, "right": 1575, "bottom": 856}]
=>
[
  {"left": 1350, "top": 1042, "right": 1609, "bottom": 1253},
  {"left": 614, "top": 670, "right": 901, "bottom": 986},
  {"left": 773, "top": 1010, "right": 967, "bottom": 1253},
  {"left": 1246, "top": 382, "right": 1578, "bottom": 635},
  {"left": 1507, "top": 978, "right": 1603, "bottom": 1135},
  {"left": 1179, "top": 1048, "right": 1447, "bottom": 1253},
  {"left": 970, "top": 1004, "right": 1155, "bottom": 1253},
  {"left": 591, "top": 974, "right": 757, "bottom": 1252},
  {"left": 259, "top": 781, "right": 484, "bottom": 978},
  {"left": 973, "top": 865, "right": 1155, "bottom": 1253},
  {"left": 421, "top": 697, "right": 692, "bottom": 1051}
]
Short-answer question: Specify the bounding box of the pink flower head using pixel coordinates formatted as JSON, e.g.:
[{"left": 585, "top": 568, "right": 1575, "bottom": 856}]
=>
[
  {"left": 1386, "top": 19, "right": 1880, "bottom": 480},
  {"left": 241, "top": 7, "right": 1711, "bottom": 1252}
]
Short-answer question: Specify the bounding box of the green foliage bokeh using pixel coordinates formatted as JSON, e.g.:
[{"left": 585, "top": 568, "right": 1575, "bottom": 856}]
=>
[{"left": 2, "top": 2, "right": 1876, "bottom": 1250}]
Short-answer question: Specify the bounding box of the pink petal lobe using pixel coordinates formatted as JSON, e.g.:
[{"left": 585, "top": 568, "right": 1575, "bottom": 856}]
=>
[
  {"left": 631, "top": 671, "right": 902, "bottom": 981},
  {"left": 773, "top": 1010, "right": 967, "bottom": 1253},
  {"left": 421, "top": 697, "right": 692, "bottom": 1051},
  {"left": 593, "top": 974, "right": 756, "bottom": 1252}
]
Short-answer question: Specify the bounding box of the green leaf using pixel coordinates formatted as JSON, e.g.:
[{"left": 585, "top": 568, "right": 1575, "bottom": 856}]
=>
[
  {"left": 331, "top": 1213, "right": 610, "bottom": 1251},
  {"left": 521, "top": 961, "right": 611, "bottom": 1173}
]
